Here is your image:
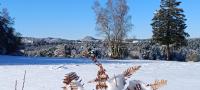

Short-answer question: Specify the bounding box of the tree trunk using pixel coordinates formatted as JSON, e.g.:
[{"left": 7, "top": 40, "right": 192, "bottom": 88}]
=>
[{"left": 166, "top": 44, "right": 170, "bottom": 60}]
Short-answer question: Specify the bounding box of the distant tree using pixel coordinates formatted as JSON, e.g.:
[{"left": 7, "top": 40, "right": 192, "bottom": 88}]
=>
[
  {"left": 151, "top": 0, "right": 189, "bottom": 60},
  {"left": 93, "top": 0, "right": 132, "bottom": 59},
  {"left": 0, "top": 8, "right": 22, "bottom": 54}
]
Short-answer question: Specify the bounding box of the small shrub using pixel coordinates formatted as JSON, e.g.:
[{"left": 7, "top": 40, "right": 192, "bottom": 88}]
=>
[
  {"left": 186, "top": 50, "right": 200, "bottom": 62},
  {"left": 129, "top": 51, "right": 140, "bottom": 59}
]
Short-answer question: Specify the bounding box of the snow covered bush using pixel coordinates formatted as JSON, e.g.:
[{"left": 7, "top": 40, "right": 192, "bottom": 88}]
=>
[
  {"left": 129, "top": 51, "right": 140, "bottom": 59},
  {"left": 186, "top": 50, "right": 200, "bottom": 62}
]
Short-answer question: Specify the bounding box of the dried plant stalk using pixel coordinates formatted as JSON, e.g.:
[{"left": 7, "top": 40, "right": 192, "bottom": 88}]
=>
[
  {"left": 86, "top": 52, "right": 167, "bottom": 90},
  {"left": 63, "top": 72, "right": 79, "bottom": 85},
  {"left": 148, "top": 80, "right": 167, "bottom": 90},
  {"left": 123, "top": 66, "right": 141, "bottom": 78},
  {"left": 87, "top": 54, "right": 109, "bottom": 89},
  {"left": 69, "top": 82, "right": 78, "bottom": 90},
  {"left": 15, "top": 80, "right": 17, "bottom": 90},
  {"left": 22, "top": 70, "right": 26, "bottom": 90},
  {"left": 63, "top": 72, "right": 80, "bottom": 90},
  {"left": 90, "top": 55, "right": 101, "bottom": 65},
  {"left": 95, "top": 64, "right": 109, "bottom": 90}
]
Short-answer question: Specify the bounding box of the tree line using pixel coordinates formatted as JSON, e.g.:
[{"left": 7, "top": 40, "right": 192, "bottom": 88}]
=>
[
  {"left": 0, "top": 0, "right": 192, "bottom": 61},
  {"left": 93, "top": 0, "right": 189, "bottom": 60}
]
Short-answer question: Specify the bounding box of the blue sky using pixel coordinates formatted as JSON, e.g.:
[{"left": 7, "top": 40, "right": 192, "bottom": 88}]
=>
[{"left": 1, "top": 0, "right": 199, "bottom": 40}]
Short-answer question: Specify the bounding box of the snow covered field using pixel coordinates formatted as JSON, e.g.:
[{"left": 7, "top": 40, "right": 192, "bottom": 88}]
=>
[{"left": 0, "top": 55, "right": 200, "bottom": 90}]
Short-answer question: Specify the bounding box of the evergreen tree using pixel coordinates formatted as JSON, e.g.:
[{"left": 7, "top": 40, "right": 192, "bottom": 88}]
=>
[
  {"left": 0, "top": 8, "right": 22, "bottom": 54},
  {"left": 151, "top": 0, "right": 189, "bottom": 60}
]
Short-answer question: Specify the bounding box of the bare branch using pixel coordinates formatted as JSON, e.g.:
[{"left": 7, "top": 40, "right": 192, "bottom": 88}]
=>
[{"left": 21, "top": 70, "right": 26, "bottom": 90}]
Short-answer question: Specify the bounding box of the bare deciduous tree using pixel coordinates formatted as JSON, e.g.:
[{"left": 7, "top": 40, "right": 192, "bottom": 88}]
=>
[{"left": 93, "top": 0, "right": 132, "bottom": 59}]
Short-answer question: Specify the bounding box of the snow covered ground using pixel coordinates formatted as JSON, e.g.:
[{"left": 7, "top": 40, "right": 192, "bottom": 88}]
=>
[{"left": 0, "top": 55, "right": 200, "bottom": 90}]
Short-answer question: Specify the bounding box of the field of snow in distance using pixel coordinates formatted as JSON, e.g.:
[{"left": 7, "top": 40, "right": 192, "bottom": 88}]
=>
[{"left": 0, "top": 55, "right": 200, "bottom": 90}]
